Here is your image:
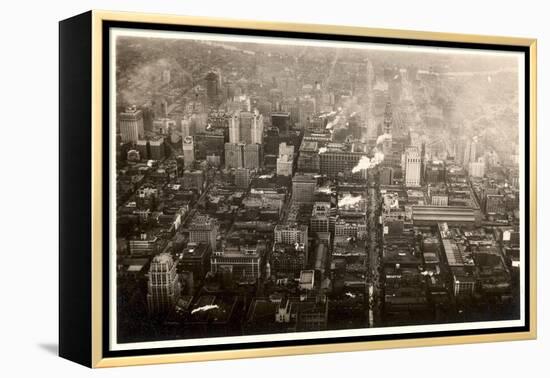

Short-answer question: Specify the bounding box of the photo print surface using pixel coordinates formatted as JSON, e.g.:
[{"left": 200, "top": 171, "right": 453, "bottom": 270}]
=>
[{"left": 109, "top": 26, "right": 526, "bottom": 351}]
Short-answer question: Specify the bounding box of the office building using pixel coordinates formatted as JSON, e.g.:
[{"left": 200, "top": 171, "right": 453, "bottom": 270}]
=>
[
  {"left": 229, "top": 113, "right": 240, "bottom": 143},
  {"left": 468, "top": 161, "right": 485, "bottom": 178},
  {"left": 310, "top": 202, "right": 331, "bottom": 233},
  {"left": 277, "top": 154, "right": 293, "bottom": 176},
  {"left": 182, "top": 136, "right": 194, "bottom": 168},
  {"left": 485, "top": 194, "right": 505, "bottom": 215},
  {"left": 239, "top": 111, "right": 254, "bottom": 144},
  {"left": 205, "top": 71, "right": 220, "bottom": 107},
  {"left": 179, "top": 243, "right": 211, "bottom": 283},
  {"left": 271, "top": 112, "right": 290, "bottom": 136},
  {"left": 128, "top": 234, "right": 160, "bottom": 256},
  {"left": 147, "top": 253, "right": 181, "bottom": 314},
  {"left": 149, "top": 137, "right": 165, "bottom": 160},
  {"left": 292, "top": 174, "right": 317, "bottom": 204},
  {"left": 380, "top": 166, "right": 394, "bottom": 185},
  {"left": 273, "top": 224, "right": 309, "bottom": 273},
  {"left": 235, "top": 168, "right": 251, "bottom": 189},
  {"left": 299, "top": 270, "right": 315, "bottom": 291},
  {"left": 210, "top": 245, "right": 263, "bottom": 281},
  {"left": 297, "top": 140, "right": 321, "bottom": 173},
  {"left": 136, "top": 139, "right": 148, "bottom": 160},
  {"left": 264, "top": 127, "right": 280, "bottom": 156},
  {"left": 182, "top": 170, "right": 205, "bottom": 192},
  {"left": 405, "top": 146, "right": 421, "bottom": 187},
  {"left": 225, "top": 142, "right": 244, "bottom": 169},
  {"left": 318, "top": 148, "right": 369, "bottom": 178},
  {"left": 274, "top": 224, "right": 308, "bottom": 249},
  {"left": 251, "top": 111, "right": 264, "bottom": 144},
  {"left": 425, "top": 160, "right": 446, "bottom": 184},
  {"left": 181, "top": 117, "right": 191, "bottom": 138},
  {"left": 119, "top": 105, "right": 144, "bottom": 143},
  {"left": 194, "top": 131, "right": 225, "bottom": 161},
  {"left": 244, "top": 143, "right": 262, "bottom": 170},
  {"left": 276, "top": 142, "right": 294, "bottom": 177},
  {"left": 189, "top": 215, "right": 218, "bottom": 249},
  {"left": 463, "top": 138, "right": 478, "bottom": 167},
  {"left": 431, "top": 195, "right": 449, "bottom": 207}
]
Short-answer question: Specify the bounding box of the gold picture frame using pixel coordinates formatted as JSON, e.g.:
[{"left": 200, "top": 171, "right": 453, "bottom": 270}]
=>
[{"left": 59, "top": 10, "right": 537, "bottom": 368}]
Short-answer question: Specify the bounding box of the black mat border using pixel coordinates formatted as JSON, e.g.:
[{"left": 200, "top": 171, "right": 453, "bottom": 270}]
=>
[{"left": 101, "top": 19, "right": 531, "bottom": 359}]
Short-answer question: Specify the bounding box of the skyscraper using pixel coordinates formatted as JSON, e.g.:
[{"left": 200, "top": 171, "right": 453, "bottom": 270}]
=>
[
  {"left": 251, "top": 111, "right": 264, "bottom": 144},
  {"left": 235, "top": 168, "right": 250, "bottom": 188},
  {"left": 147, "top": 253, "right": 181, "bottom": 315},
  {"left": 244, "top": 143, "right": 262, "bottom": 169},
  {"left": 463, "top": 137, "right": 478, "bottom": 167},
  {"left": 239, "top": 111, "right": 254, "bottom": 144},
  {"left": 468, "top": 161, "right": 485, "bottom": 178},
  {"left": 205, "top": 70, "right": 219, "bottom": 107},
  {"left": 405, "top": 146, "right": 421, "bottom": 187},
  {"left": 136, "top": 139, "right": 148, "bottom": 160},
  {"left": 271, "top": 112, "right": 290, "bottom": 136},
  {"left": 274, "top": 224, "right": 309, "bottom": 263},
  {"left": 264, "top": 127, "right": 280, "bottom": 155},
  {"left": 292, "top": 174, "right": 317, "bottom": 204},
  {"left": 181, "top": 117, "right": 191, "bottom": 138},
  {"left": 225, "top": 142, "right": 244, "bottom": 169},
  {"left": 364, "top": 58, "right": 375, "bottom": 138},
  {"left": 276, "top": 154, "right": 293, "bottom": 177},
  {"left": 383, "top": 102, "right": 393, "bottom": 135},
  {"left": 276, "top": 142, "right": 294, "bottom": 176},
  {"left": 182, "top": 136, "right": 194, "bottom": 168},
  {"left": 119, "top": 105, "right": 144, "bottom": 143},
  {"left": 189, "top": 215, "right": 218, "bottom": 249},
  {"left": 229, "top": 113, "right": 240, "bottom": 143},
  {"left": 149, "top": 137, "right": 165, "bottom": 160}
]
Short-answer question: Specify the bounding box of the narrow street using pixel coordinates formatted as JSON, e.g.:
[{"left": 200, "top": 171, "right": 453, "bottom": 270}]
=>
[{"left": 366, "top": 168, "right": 382, "bottom": 328}]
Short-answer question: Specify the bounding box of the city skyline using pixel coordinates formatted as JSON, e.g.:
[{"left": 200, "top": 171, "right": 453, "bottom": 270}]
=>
[{"left": 111, "top": 28, "right": 524, "bottom": 351}]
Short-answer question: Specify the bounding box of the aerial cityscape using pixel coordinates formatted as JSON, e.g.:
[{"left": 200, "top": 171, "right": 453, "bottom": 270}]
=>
[{"left": 113, "top": 33, "right": 522, "bottom": 345}]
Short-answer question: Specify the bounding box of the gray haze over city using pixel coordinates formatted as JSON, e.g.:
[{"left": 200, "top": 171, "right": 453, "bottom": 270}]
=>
[{"left": 113, "top": 33, "right": 522, "bottom": 345}]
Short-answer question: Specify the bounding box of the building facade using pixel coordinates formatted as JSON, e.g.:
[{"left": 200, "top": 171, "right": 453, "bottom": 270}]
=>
[
  {"left": 225, "top": 142, "right": 244, "bottom": 169},
  {"left": 147, "top": 253, "right": 181, "bottom": 314},
  {"left": 182, "top": 136, "right": 195, "bottom": 168},
  {"left": 405, "top": 146, "right": 421, "bottom": 187},
  {"left": 189, "top": 215, "right": 218, "bottom": 248},
  {"left": 292, "top": 174, "right": 317, "bottom": 204},
  {"left": 119, "top": 106, "right": 144, "bottom": 143}
]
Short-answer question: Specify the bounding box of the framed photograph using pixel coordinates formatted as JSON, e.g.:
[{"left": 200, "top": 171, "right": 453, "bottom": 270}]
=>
[{"left": 59, "top": 10, "right": 537, "bottom": 368}]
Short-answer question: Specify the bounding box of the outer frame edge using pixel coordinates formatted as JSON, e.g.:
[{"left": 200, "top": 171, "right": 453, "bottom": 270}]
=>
[
  {"left": 91, "top": 9, "right": 104, "bottom": 369},
  {"left": 92, "top": 9, "right": 536, "bottom": 46},
  {"left": 88, "top": 10, "right": 538, "bottom": 368},
  {"left": 528, "top": 39, "right": 537, "bottom": 340}
]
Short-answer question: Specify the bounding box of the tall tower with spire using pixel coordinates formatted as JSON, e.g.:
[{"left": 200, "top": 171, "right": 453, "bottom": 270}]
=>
[
  {"left": 383, "top": 102, "right": 393, "bottom": 135},
  {"left": 364, "top": 59, "right": 375, "bottom": 141}
]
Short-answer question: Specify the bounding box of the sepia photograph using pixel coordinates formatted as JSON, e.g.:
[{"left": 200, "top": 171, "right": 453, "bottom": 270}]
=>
[{"left": 109, "top": 26, "right": 527, "bottom": 352}]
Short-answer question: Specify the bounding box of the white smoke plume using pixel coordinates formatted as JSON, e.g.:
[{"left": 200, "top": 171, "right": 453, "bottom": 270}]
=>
[
  {"left": 351, "top": 150, "right": 385, "bottom": 173},
  {"left": 376, "top": 133, "right": 392, "bottom": 146},
  {"left": 338, "top": 193, "right": 362, "bottom": 207},
  {"left": 326, "top": 114, "right": 343, "bottom": 129},
  {"left": 320, "top": 110, "right": 337, "bottom": 119},
  {"left": 191, "top": 304, "right": 219, "bottom": 314},
  {"left": 318, "top": 147, "right": 327, "bottom": 154}
]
